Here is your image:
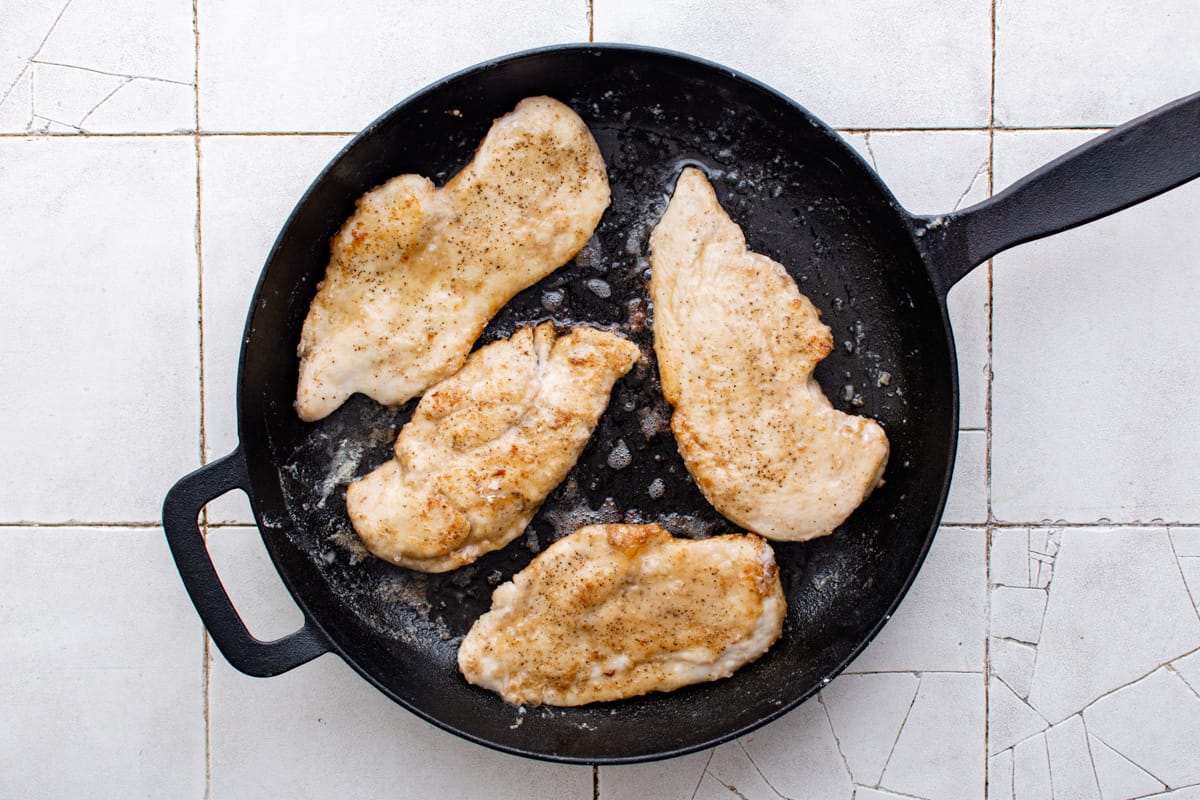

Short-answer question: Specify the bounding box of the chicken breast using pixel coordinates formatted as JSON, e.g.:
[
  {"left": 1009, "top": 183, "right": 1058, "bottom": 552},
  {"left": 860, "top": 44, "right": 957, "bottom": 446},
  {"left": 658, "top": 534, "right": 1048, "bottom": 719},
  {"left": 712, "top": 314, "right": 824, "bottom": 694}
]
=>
[
  {"left": 458, "top": 523, "right": 785, "bottom": 706},
  {"left": 650, "top": 167, "right": 889, "bottom": 542},
  {"left": 346, "top": 323, "right": 640, "bottom": 573},
  {"left": 295, "top": 96, "right": 610, "bottom": 421}
]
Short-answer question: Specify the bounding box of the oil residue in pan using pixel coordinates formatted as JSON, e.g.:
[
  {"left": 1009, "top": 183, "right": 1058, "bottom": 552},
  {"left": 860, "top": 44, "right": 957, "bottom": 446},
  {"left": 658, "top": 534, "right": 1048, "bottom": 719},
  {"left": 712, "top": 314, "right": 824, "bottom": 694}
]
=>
[{"left": 273, "top": 87, "right": 914, "bottom": 663}]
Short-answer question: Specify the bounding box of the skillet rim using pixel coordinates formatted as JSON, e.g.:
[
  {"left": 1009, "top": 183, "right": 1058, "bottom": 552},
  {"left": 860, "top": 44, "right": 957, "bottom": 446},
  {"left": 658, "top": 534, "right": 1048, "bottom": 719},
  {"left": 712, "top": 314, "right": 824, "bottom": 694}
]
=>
[{"left": 233, "top": 41, "right": 962, "bottom": 764}]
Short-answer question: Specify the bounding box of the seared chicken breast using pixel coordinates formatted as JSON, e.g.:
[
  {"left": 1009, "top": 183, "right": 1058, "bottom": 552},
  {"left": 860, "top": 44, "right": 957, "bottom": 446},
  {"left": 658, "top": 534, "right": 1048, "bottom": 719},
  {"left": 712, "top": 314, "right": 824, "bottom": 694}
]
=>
[
  {"left": 346, "top": 323, "right": 639, "bottom": 573},
  {"left": 458, "top": 523, "right": 785, "bottom": 706},
  {"left": 295, "top": 96, "right": 610, "bottom": 421},
  {"left": 650, "top": 167, "right": 889, "bottom": 541}
]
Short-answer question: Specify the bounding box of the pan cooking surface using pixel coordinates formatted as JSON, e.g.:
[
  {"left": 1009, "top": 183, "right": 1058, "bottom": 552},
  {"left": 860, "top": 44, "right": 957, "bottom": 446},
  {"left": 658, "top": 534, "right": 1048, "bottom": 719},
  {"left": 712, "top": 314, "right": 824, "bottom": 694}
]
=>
[{"left": 241, "top": 47, "right": 957, "bottom": 761}]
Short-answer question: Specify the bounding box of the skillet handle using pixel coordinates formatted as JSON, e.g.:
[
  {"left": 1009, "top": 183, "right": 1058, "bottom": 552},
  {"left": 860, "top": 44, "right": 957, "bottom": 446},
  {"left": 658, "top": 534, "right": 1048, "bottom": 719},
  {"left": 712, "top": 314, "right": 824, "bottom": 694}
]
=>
[
  {"left": 917, "top": 90, "right": 1200, "bottom": 295},
  {"left": 162, "top": 448, "right": 330, "bottom": 677}
]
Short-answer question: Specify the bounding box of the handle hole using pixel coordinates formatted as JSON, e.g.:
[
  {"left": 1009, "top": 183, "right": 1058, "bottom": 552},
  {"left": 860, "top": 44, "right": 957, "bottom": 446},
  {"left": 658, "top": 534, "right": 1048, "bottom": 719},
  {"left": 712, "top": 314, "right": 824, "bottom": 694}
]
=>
[
  {"left": 207, "top": 528, "right": 305, "bottom": 642},
  {"left": 204, "top": 484, "right": 257, "bottom": 527}
]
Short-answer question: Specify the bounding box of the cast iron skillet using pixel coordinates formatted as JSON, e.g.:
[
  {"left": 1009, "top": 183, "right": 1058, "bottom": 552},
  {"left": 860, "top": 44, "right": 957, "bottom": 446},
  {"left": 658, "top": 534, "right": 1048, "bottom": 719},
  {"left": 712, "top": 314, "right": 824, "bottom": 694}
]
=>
[{"left": 163, "top": 45, "right": 1200, "bottom": 764}]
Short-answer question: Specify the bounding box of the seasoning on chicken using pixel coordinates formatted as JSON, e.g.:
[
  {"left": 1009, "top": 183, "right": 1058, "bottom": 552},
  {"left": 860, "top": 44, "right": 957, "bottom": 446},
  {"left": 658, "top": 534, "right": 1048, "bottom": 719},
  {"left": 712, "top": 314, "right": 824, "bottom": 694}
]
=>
[
  {"left": 458, "top": 523, "right": 785, "bottom": 705},
  {"left": 649, "top": 167, "right": 889, "bottom": 541},
  {"left": 346, "top": 323, "right": 639, "bottom": 573},
  {"left": 295, "top": 96, "right": 610, "bottom": 421}
]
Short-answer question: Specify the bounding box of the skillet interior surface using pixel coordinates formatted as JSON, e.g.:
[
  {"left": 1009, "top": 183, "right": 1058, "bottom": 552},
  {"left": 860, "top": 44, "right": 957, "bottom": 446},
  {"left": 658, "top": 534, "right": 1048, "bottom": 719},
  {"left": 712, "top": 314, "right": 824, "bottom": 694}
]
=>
[{"left": 235, "top": 46, "right": 958, "bottom": 762}]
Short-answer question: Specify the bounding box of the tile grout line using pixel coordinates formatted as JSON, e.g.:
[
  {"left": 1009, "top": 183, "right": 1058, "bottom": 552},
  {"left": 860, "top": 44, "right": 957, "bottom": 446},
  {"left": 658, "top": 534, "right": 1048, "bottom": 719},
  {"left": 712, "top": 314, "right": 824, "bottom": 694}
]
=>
[
  {"left": 5, "top": 519, "right": 1198, "bottom": 530},
  {"left": 983, "top": 0, "right": 997, "bottom": 792},
  {"left": 191, "top": 1, "right": 213, "bottom": 796},
  {"left": 0, "top": 130, "right": 353, "bottom": 137},
  {"left": 0, "top": 126, "right": 1128, "bottom": 140},
  {"left": 193, "top": 0, "right": 207, "bottom": 483}
]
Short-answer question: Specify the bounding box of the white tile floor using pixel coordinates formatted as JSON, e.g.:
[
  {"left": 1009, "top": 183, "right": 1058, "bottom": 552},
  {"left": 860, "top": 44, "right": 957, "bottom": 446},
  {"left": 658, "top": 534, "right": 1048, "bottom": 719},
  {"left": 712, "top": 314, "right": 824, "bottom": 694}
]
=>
[{"left": 1, "top": 2, "right": 1198, "bottom": 798}]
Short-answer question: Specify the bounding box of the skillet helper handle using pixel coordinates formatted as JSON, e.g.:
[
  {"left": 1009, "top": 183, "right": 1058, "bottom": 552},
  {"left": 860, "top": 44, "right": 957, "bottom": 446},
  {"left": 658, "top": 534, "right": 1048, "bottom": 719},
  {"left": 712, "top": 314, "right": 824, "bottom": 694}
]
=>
[
  {"left": 919, "top": 90, "right": 1200, "bottom": 294},
  {"left": 162, "top": 448, "right": 330, "bottom": 677}
]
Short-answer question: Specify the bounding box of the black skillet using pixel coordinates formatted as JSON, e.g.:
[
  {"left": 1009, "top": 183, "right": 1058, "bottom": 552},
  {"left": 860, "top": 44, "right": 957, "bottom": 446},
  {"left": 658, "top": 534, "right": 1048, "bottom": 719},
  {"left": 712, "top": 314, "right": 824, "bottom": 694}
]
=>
[{"left": 163, "top": 45, "right": 1200, "bottom": 764}]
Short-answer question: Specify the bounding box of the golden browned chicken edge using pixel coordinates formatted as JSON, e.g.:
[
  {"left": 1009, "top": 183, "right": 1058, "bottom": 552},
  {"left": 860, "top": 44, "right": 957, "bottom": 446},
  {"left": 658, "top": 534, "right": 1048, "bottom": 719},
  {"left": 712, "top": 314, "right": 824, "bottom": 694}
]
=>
[
  {"left": 345, "top": 324, "right": 640, "bottom": 573},
  {"left": 649, "top": 166, "right": 890, "bottom": 542},
  {"left": 294, "top": 96, "right": 611, "bottom": 421},
  {"left": 457, "top": 523, "right": 787, "bottom": 706}
]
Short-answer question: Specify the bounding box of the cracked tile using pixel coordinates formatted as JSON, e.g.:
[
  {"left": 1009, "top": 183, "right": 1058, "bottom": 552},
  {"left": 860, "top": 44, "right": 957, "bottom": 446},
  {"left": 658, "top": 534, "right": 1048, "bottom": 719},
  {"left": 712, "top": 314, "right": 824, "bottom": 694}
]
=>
[
  {"left": 27, "top": 63, "right": 194, "bottom": 133},
  {"left": 1013, "top": 733, "right": 1051, "bottom": 800},
  {"left": 1171, "top": 529, "right": 1200, "bottom": 558},
  {"left": 1083, "top": 667, "right": 1200, "bottom": 789},
  {"left": 1029, "top": 556, "right": 1053, "bottom": 589},
  {"left": 599, "top": 749, "right": 711, "bottom": 800},
  {"left": 34, "top": 115, "right": 77, "bottom": 132},
  {"left": 735, "top": 698, "right": 854, "bottom": 799},
  {"left": 1044, "top": 715, "right": 1100, "bottom": 800},
  {"left": 1088, "top": 734, "right": 1166, "bottom": 800},
  {"left": 1178, "top": 558, "right": 1200, "bottom": 610},
  {"left": 1141, "top": 788, "right": 1200, "bottom": 800},
  {"left": 990, "top": 750, "right": 1014, "bottom": 800},
  {"left": 607, "top": 722, "right": 850, "bottom": 800},
  {"left": 692, "top": 771, "right": 749, "bottom": 800},
  {"left": 878, "top": 673, "right": 984, "bottom": 800},
  {"left": 991, "top": 528, "right": 1067, "bottom": 596},
  {"left": 1, "top": 0, "right": 194, "bottom": 134},
  {"left": 0, "top": 67, "right": 34, "bottom": 130},
  {"left": 617, "top": 723, "right": 816, "bottom": 800},
  {"left": 990, "top": 638, "right": 1037, "bottom": 700},
  {"left": 0, "top": 0, "right": 67, "bottom": 99},
  {"left": 30, "top": 61, "right": 125, "bottom": 129},
  {"left": 855, "top": 788, "right": 918, "bottom": 800},
  {"left": 81, "top": 77, "right": 193, "bottom": 132},
  {"left": 821, "top": 673, "right": 921, "bottom": 786},
  {"left": 990, "top": 586, "right": 1047, "bottom": 645},
  {"left": 1029, "top": 530, "right": 1061, "bottom": 589},
  {"left": 988, "top": 676, "right": 1048, "bottom": 756},
  {"left": 37, "top": 0, "right": 194, "bottom": 84},
  {"left": 839, "top": 131, "right": 991, "bottom": 216},
  {"left": 848, "top": 528, "right": 986, "bottom": 673},
  {"left": 1026, "top": 529, "right": 1200, "bottom": 724},
  {"left": 704, "top": 741, "right": 802, "bottom": 800},
  {"left": 1172, "top": 649, "right": 1200, "bottom": 696},
  {"left": 991, "top": 529, "right": 1029, "bottom": 588}
]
